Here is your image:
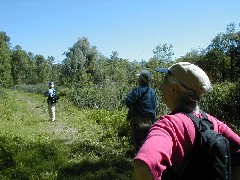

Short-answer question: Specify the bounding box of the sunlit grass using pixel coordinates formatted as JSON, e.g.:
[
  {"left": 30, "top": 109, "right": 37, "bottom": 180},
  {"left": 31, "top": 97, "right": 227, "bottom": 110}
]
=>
[{"left": 0, "top": 88, "right": 133, "bottom": 179}]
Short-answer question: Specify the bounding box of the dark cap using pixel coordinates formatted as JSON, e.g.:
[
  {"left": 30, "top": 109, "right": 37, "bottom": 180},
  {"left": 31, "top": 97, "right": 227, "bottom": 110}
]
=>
[
  {"left": 137, "top": 70, "right": 151, "bottom": 83},
  {"left": 49, "top": 81, "right": 54, "bottom": 85}
]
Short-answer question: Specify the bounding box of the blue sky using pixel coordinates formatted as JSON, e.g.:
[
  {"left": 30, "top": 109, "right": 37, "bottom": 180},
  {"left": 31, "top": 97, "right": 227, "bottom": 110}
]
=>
[{"left": 1, "top": 0, "right": 240, "bottom": 63}]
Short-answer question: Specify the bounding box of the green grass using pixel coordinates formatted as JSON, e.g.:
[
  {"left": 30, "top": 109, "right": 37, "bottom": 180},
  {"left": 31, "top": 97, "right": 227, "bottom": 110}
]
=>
[{"left": 0, "top": 88, "right": 134, "bottom": 179}]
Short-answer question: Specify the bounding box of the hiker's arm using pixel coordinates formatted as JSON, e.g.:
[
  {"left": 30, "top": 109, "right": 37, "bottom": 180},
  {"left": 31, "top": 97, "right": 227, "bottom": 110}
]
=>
[
  {"left": 232, "top": 166, "right": 240, "bottom": 180},
  {"left": 134, "top": 160, "right": 153, "bottom": 180}
]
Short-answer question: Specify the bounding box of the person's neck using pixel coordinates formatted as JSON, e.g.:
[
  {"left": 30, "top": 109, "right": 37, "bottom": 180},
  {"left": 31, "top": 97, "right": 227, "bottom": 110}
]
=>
[{"left": 171, "top": 106, "right": 200, "bottom": 114}]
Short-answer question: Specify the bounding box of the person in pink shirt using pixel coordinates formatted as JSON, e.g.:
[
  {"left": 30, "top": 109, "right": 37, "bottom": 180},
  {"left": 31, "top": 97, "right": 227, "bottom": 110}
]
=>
[{"left": 134, "top": 62, "right": 240, "bottom": 180}]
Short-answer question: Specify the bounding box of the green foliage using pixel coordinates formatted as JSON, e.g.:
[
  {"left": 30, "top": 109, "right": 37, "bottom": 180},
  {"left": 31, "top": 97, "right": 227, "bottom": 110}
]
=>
[
  {"left": 0, "top": 135, "right": 66, "bottom": 179},
  {"left": 68, "top": 83, "right": 132, "bottom": 110},
  {"left": 12, "top": 83, "right": 47, "bottom": 94},
  {"left": 147, "top": 58, "right": 174, "bottom": 89},
  {"left": 1, "top": 77, "right": 240, "bottom": 179},
  {"left": 11, "top": 45, "right": 32, "bottom": 85},
  {"left": 68, "top": 109, "right": 131, "bottom": 160},
  {"left": 0, "top": 136, "right": 16, "bottom": 171},
  {"left": 0, "top": 88, "right": 133, "bottom": 179},
  {"left": 152, "top": 43, "right": 174, "bottom": 61},
  {"left": 61, "top": 37, "right": 99, "bottom": 86},
  {"left": 33, "top": 55, "right": 50, "bottom": 84},
  {"left": 1, "top": 22, "right": 240, "bottom": 178},
  {"left": 200, "top": 82, "right": 240, "bottom": 132},
  {"left": 0, "top": 31, "right": 12, "bottom": 87},
  {"left": 1, "top": 23, "right": 240, "bottom": 89},
  {"left": 57, "top": 157, "right": 134, "bottom": 180}
]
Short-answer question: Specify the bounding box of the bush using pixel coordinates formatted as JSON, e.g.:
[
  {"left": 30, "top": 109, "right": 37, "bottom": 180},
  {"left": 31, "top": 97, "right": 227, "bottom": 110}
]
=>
[
  {"left": 201, "top": 82, "right": 239, "bottom": 131},
  {"left": 67, "top": 83, "right": 134, "bottom": 110},
  {"left": 12, "top": 84, "right": 47, "bottom": 94},
  {"left": 80, "top": 109, "right": 132, "bottom": 156}
]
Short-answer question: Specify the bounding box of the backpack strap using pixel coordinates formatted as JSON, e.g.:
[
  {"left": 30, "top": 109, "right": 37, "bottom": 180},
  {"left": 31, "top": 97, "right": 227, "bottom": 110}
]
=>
[
  {"left": 162, "top": 110, "right": 212, "bottom": 180},
  {"left": 186, "top": 110, "right": 214, "bottom": 132},
  {"left": 135, "top": 87, "right": 154, "bottom": 120},
  {"left": 53, "top": 88, "right": 56, "bottom": 95}
]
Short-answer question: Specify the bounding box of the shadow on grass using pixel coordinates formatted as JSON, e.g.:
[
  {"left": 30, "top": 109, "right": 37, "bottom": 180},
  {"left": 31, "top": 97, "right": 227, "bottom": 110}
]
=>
[{"left": 57, "top": 156, "right": 134, "bottom": 180}]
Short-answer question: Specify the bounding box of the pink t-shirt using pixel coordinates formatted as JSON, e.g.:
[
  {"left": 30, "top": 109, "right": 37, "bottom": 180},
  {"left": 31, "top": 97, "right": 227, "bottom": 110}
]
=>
[{"left": 134, "top": 112, "right": 240, "bottom": 180}]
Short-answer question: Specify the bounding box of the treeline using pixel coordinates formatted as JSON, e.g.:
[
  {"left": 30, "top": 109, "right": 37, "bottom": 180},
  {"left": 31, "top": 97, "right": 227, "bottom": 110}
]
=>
[
  {"left": 177, "top": 22, "right": 240, "bottom": 84},
  {"left": 1, "top": 22, "right": 240, "bottom": 111},
  {"left": 1, "top": 23, "right": 240, "bottom": 87}
]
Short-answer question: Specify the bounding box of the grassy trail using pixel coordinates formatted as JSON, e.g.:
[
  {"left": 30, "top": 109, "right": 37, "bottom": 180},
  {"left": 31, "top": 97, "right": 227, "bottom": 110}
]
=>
[
  {"left": 0, "top": 89, "right": 134, "bottom": 179},
  {"left": 0, "top": 89, "right": 85, "bottom": 143}
]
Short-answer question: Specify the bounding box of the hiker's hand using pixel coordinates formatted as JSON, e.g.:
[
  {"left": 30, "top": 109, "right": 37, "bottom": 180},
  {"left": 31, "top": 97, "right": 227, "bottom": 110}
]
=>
[{"left": 134, "top": 160, "right": 153, "bottom": 180}]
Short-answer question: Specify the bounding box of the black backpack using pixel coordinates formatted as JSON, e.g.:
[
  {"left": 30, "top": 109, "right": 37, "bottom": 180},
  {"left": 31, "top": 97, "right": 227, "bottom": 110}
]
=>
[
  {"left": 46, "top": 89, "right": 59, "bottom": 104},
  {"left": 49, "top": 95, "right": 59, "bottom": 103},
  {"left": 162, "top": 111, "right": 232, "bottom": 180}
]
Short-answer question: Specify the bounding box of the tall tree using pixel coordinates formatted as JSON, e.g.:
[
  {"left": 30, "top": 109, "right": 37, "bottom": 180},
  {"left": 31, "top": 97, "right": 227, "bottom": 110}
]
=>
[
  {"left": 206, "top": 22, "right": 240, "bottom": 82},
  {"left": 11, "top": 45, "right": 32, "bottom": 84},
  {"left": 0, "top": 32, "right": 12, "bottom": 86},
  {"left": 152, "top": 44, "right": 174, "bottom": 62},
  {"left": 25, "top": 52, "right": 38, "bottom": 84},
  {"left": 34, "top": 55, "right": 51, "bottom": 84},
  {"left": 51, "top": 63, "right": 63, "bottom": 85},
  {"left": 62, "top": 37, "right": 99, "bottom": 86}
]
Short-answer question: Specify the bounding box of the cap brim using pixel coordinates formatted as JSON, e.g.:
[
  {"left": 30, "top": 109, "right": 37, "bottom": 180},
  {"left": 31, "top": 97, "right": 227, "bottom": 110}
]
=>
[{"left": 155, "top": 68, "right": 169, "bottom": 74}]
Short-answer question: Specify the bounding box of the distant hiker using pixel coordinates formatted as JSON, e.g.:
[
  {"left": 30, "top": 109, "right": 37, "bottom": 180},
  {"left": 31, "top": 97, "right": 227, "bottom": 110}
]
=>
[
  {"left": 125, "top": 70, "right": 158, "bottom": 153},
  {"left": 45, "top": 81, "right": 59, "bottom": 121}
]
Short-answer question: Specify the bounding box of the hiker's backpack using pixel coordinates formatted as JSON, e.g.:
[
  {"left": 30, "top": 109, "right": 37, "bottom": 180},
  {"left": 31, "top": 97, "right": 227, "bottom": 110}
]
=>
[
  {"left": 162, "top": 111, "right": 232, "bottom": 180},
  {"left": 47, "top": 89, "right": 59, "bottom": 104},
  {"left": 49, "top": 95, "right": 59, "bottom": 104}
]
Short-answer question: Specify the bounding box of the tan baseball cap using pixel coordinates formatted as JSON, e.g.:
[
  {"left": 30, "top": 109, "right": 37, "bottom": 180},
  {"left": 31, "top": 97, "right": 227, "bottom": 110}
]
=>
[{"left": 155, "top": 62, "right": 212, "bottom": 95}]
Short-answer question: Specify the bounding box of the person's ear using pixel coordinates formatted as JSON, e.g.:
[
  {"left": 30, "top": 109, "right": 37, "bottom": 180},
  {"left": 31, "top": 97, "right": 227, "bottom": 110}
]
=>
[{"left": 171, "top": 84, "right": 180, "bottom": 94}]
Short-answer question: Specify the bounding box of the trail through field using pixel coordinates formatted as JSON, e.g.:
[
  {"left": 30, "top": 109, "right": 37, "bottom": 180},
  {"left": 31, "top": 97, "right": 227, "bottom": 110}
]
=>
[
  {"left": 12, "top": 90, "right": 80, "bottom": 145},
  {"left": 0, "top": 89, "right": 134, "bottom": 179}
]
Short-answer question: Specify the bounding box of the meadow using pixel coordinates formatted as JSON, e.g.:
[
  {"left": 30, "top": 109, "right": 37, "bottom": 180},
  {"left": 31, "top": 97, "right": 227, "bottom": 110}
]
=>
[
  {"left": 0, "top": 81, "right": 239, "bottom": 180},
  {"left": 0, "top": 88, "right": 134, "bottom": 180}
]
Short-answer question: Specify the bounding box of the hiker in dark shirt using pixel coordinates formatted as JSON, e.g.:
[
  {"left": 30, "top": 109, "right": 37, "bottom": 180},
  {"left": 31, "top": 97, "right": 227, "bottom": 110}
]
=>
[{"left": 125, "top": 70, "right": 158, "bottom": 153}]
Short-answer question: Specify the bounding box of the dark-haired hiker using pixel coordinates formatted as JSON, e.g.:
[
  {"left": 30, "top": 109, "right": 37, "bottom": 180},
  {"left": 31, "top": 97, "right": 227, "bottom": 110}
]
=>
[
  {"left": 45, "top": 81, "right": 57, "bottom": 121},
  {"left": 125, "top": 70, "right": 158, "bottom": 153}
]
